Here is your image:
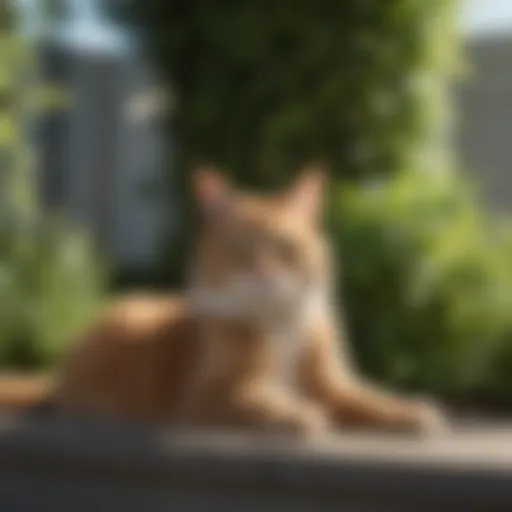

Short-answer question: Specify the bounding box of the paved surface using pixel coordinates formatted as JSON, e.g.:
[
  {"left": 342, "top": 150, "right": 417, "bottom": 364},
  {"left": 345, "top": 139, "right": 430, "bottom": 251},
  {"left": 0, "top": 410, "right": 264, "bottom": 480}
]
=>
[
  {"left": 3, "top": 414, "right": 512, "bottom": 469},
  {"left": 1, "top": 415, "right": 512, "bottom": 511}
]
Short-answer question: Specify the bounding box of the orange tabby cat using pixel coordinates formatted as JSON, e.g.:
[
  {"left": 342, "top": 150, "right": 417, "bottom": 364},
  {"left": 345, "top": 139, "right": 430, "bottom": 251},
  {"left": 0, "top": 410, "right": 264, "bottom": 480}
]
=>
[{"left": 37, "top": 167, "right": 446, "bottom": 435}]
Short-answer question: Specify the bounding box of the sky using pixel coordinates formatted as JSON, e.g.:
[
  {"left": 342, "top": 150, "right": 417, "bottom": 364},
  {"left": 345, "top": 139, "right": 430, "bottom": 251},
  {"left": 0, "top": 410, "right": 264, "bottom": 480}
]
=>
[{"left": 463, "top": 0, "right": 512, "bottom": 37}]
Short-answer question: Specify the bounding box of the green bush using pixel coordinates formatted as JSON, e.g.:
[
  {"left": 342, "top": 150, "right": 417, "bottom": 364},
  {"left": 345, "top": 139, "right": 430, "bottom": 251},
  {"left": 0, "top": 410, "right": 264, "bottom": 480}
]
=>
[
  {"left": 330, "top": 170, "right": 512, "bottom": 399},
  {"left": 0, "top": 2, "right": 107, "bottom": 370},
  {"left": 0, "top": 217, "right": 107, "bottom": 369}
]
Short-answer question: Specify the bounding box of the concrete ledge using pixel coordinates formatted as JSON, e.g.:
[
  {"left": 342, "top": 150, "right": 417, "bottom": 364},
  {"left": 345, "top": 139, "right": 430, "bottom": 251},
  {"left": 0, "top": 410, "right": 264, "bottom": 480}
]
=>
[{"left": 1, "top": 416, "right": 512, "bottom": 511}]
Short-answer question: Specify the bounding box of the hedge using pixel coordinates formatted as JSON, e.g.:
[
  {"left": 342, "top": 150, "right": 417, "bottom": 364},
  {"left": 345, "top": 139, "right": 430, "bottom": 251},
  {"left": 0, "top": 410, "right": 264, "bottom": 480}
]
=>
[{"left": 0, "top": 2, "right": 106, "bottom": 369}]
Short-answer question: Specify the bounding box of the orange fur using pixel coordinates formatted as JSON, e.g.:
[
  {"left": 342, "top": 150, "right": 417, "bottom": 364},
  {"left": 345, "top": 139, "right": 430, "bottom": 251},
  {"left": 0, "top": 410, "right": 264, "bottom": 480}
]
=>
[{"left": 45, "top": 168, "right": 446, "bottom": 435}]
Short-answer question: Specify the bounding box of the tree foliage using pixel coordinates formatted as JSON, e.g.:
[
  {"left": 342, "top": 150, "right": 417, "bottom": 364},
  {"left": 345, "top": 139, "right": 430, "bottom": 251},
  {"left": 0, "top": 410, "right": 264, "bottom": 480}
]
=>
[
  {"left": 0, "top": 1, "right": 106, "bottom": 369},
  {"left": 127, "top": 0, "right": 459, "bottom": 184}
]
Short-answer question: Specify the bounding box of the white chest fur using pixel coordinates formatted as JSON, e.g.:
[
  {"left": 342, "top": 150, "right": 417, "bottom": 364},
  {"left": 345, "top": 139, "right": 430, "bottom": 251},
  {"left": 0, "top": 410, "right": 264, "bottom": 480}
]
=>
[
  {"left": 188, "top": 280, "right": 326, "bottom": 389},
  {"left": 265, "top": 288, "right": 327, "bottom": 388},
  {"left": 264, "top": 317, "right": 305, "bottom": 390}
]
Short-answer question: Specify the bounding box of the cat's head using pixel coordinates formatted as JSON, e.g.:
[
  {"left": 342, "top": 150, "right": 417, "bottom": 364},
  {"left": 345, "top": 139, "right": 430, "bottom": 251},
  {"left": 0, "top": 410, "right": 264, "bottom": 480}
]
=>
[{"left": 189, "top": 165, "right": 330, "bottom": 320}]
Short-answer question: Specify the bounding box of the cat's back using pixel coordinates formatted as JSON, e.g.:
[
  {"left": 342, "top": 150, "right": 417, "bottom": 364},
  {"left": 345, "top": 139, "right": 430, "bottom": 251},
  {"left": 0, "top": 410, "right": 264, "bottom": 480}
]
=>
[
  {"left": 79, "top": 292, "right": 191, "bottom": 353},
  {"left": 105, "top": 292, "right": 188, "bottom": 337},
  {"left": 57, "top": 293, "right": 200, "bottom": 423}
]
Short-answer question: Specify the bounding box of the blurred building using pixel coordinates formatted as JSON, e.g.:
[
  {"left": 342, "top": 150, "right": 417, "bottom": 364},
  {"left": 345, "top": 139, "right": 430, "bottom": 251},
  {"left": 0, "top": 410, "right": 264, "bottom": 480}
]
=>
[
  {"left": 457, "top": 31, "right": 512, "bottom": 210},
  {"left": 19, "top": 0, "right": 173, "bottom": 272}
]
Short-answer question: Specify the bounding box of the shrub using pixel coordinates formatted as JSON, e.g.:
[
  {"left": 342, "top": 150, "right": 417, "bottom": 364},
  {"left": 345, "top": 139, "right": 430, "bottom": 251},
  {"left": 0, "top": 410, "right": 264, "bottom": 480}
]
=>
[
  {"left": 330, "top": 170, "right": 512, "bottom": 399},
  {"left": 0, "top": 2, "right": 107, "bottom": 370},
  {"left": 0, "top": 217, "right": 107, "bottom": 369}
]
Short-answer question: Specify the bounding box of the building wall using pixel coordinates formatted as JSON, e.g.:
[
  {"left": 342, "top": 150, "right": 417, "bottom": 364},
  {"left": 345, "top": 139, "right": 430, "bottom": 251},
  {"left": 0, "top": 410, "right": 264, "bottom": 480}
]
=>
[
  {"left": 456, "top": 36, "right": 512, "bottom": 210},
  {"left": 38, "top": 43, "right": 170, "bottom": 271},
  {"left": 114, "top": 62, "right": 169, "bottom": 270}
]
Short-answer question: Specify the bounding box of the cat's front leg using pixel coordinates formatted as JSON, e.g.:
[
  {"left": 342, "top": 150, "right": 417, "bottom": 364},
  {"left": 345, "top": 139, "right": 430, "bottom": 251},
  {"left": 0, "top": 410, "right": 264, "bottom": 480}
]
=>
[
  {"left": 229, "top": 380, "right": 330, "bottom": 437},
  {"left": 301, "top": 321, "right": 448, "bottom": 435},
  {"left": 319, "top": 377, "right": 447, "bottom": 435}
]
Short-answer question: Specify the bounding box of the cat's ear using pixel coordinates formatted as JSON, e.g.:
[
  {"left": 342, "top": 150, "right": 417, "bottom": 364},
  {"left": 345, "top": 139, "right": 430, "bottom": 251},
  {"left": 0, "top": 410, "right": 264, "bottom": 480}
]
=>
[
  {"left": 285, "top": 164, "right": 326, "bottom": 223},
  {"left": 193, "top": 165, "right": 232, "bottom": 220}
]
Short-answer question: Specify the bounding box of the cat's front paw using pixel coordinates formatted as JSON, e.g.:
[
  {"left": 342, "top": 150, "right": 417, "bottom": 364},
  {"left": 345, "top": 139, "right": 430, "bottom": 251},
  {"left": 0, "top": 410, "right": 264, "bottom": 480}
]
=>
[
  {"left": 286, "top": 403, "right": 330, "bottom": 438},
  {"left": 411, "top": 399, "right": 450, "bottom": 437},
  {"left": 263, "top": 402, "right": 329, "bottom": 438}
]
